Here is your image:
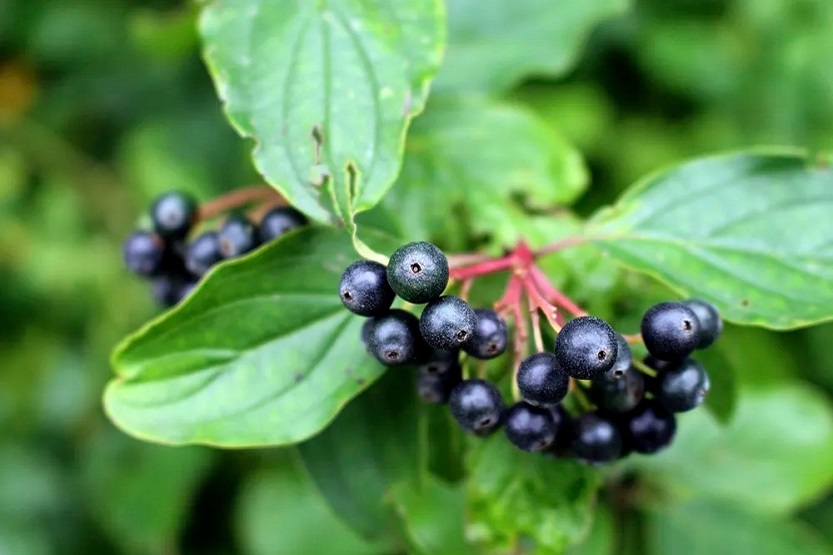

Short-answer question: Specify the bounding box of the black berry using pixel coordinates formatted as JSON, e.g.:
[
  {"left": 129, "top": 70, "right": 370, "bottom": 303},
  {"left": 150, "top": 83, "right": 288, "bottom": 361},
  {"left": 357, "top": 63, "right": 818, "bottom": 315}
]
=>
[
  {"left": 683, "top": 298, "right": 723, "bottom": 349},
  {"left": 555, "top": 316, "right": 618, "bottom": 380},
  {"left": 259, "top": 206, "right": 308, "bottom": 242},
  {"left": 150, "top": 191, "right": 198, "bottom": 240},
  {"left": 367, "top": 309, "right": 423, "bottom": 366},
  {"left": 570, "top": 412, "right": 622, "bottom": 463},
  {"left": 544, "top": 404, "right": 573, "bottom": 456},
  {"left": 606, "top": 333, "right": 632, "bottom": 380},
  {"left": 516, "top": 352, "right": 569, "bottom": 406},
  {"left": 151, "top": 274, "right": 196, "bottom": 308},
  {"left": 589, "top": 365, "right": 645, "bottom": 414},
  {"left": 218, "top": 214, "right": 259, "bottom": 258},
  {"left": 641, "top": 302, "right": 700, "bottom": 361},
  {"left": 360, "top": 319, "right": 374, "bottom": 352},
  {"left": 463, "top": 308, "right": 509, "bottom": 359},
  {"left": 419, "top": 296, "right": 477, "bottom": 351},
  {"left": 339, "top": 260, "right": 396, "bottom": 317},
  {"left": 185, "top": 231, "right": 222, "bottom": 277},
  {"left": 504, "top": 402, "right": 558, "bottom": 452},
  {"left": 386, "top": 241, "right": 449, "bottom": 304},
  {"left": 123, "top": 231, "right": 166, "bottom": 277},
  {"left": 655, "top": 358, "right": 710, "bottom": 412},
  {"left": 416, "top": 347, "right": 460, "bottom": 376},
  {"left": 449, "top": 378, "right": 504, "bottom": 436},
  {"left": 417, "top": 364, "right": 462, "bottom": 404},
  {"left": 621, "top": 400, "right": 677, "bottom": 454}
]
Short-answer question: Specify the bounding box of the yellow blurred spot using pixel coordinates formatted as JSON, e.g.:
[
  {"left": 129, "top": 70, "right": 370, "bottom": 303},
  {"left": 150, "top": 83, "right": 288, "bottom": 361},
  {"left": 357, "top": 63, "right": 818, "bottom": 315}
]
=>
[{"left": 0, "top": 60, "right": 37, "bottom": 125}]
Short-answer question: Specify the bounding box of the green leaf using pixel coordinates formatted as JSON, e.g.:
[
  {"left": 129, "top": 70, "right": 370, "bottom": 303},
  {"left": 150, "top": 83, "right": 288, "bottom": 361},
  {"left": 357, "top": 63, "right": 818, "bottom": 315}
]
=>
[
  {"left": 433, "top": 0, "right": 627, "bottom": 95},
  {"left": 237, "top": 456, "right": 384, "bottom": 555},
  {"left": 81, "top": 429, "right": 214, "bottom": 554},
  {"left": 104, "top": 228, "right": 386, "bottom": 447},
  {"left": 390, "top": 478, "right": 477, "bottom": 555},
  {"left": 649, "top": 499, "right": 833, "bottom": 555},
  {"left": 589, "top": 150, "right": 833, "bottom": 329},
  {"left": 298, "top": 371, "right": 419, "bottom": 549},
  {"left": 630, "top": 382, "right": 833, "bottom": 514},
  {"left": 386, "top": 98, "right": 587, "bottom": 247},
  {"left": 565, "top": 505, "right": 614, "bottom": 555},
  {"left": 199, "top": 0, "right": 445, "bottom": 228},
  {"left": 467, "top": 435, "right": 602, "bottom": 554},
  {"left": 696, "top": 344, "right": 737, "bottom": 424}
]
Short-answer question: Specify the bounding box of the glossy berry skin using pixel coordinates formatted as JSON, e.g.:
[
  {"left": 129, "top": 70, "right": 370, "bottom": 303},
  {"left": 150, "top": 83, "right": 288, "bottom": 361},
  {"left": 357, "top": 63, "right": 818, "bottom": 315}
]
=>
[
  {"left": 386, "top": 241, "right": 449, "bottom": 304},
  {"left": 419, "top": 296, "right": 477, "bottom": 351},
  {"left": 606, "top": 334, "right": 632, "bottom": 380},
  {"left": 339, "top": 260, "right": 396, "bottom": 317},
  {"left": 641, "top": 302, "right": 701, "bottom": 361},
  {"left": 656, "top": 358, "right": 710, "bottom": 412},
  {"left": 683, "top": 298, "right": 723, "bottom": 349},
  {"left": 590, "top": 365, "right": 645, "bottom": 414},
  {"left": 570, "top": 412, "right": 622, "bottom": 463},
  {"left": 185, "top": 231, "right": 223, "bottom": 277},
  {"left": 555, "top": 316, "right": 618, "bottom": 380},
  {"left": 417, "top": 347, "right": 460, "bottom": 376},
  {"left": 544, "top": 404, "right": 573, "bottom": 456},
  {"left": 504, "top": 402, "right": 558, "bottom": 452},
  {"left": 449, "top": 379, "right": 504, "bottom": 436},
  {"left": 123, "top": 231, "right": 166, "bottom": 277},
  {"left": 417, "top": 363, "right": 462, "bottom": 404},
  {"left": 150, "top": 191, "right": 198, "bottom": 240},
  {"left": 259, "top": 207, "right": 308, "bottom": 242},
  {"left": 517, "top": 352, "right": 569, "bottom": 406},
  {"left": 463, "top": 308, "right": 509, "bottom": 359},
  {"left": 218, "top": 214, "right": 259, "bottom": 259},
  {"left": 367, "top": 309, "right": 423, "bottom": 366},
  {"left": 622, "top": 400, "right": 677, "bottom": 454}
]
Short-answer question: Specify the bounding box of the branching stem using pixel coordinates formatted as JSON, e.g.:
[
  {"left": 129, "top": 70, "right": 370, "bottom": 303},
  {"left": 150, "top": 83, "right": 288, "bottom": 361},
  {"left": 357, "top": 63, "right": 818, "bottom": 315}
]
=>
[{"left": 198, "top": 185, "right": 284, "bottom": 221}]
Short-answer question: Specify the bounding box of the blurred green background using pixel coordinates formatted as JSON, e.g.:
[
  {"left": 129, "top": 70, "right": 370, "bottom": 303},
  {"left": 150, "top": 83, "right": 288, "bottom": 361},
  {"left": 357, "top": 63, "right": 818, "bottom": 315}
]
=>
[{"left": 2, "top": 0, "right": 833, "bottom": 554}]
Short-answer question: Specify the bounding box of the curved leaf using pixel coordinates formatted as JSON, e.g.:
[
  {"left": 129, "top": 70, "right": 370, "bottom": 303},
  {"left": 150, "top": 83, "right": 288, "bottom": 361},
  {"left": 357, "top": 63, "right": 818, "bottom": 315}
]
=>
[
  {"left": 199, "top": 0, "right": 445, "bottom": 227},
  {"left": 590, "top": 150, "right": 833, "bottom": 329},
  {"left": 104, "top": 228, "right": 386, "bottom": 447}
]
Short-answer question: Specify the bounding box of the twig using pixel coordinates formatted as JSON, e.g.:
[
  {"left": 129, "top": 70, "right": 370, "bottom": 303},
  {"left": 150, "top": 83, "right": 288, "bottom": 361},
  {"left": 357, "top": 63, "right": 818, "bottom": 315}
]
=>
[
  {"left": 529, "top": 266, "right": 588, "bottom": 317},
  {"left": 198, "top": 185, "right": 284, "bottom": 221}
]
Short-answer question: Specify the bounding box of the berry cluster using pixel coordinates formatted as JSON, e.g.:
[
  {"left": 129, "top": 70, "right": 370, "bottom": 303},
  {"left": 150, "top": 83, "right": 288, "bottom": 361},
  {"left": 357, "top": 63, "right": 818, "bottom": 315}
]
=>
[
  {"left": 339, "top": 241, "right": 723, "bottom": 464},
  {"left": 123, "top": 190, "right": 306, "bottom": 307}
]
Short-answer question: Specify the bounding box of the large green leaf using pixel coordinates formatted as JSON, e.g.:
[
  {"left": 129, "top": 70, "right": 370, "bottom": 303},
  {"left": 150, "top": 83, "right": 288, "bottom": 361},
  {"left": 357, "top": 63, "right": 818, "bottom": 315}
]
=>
[
  {"left": 630, "top": 383, "right": 833, "bottom": 514},
  {"left": 104, "top": 228, "right": 388, "bottom": 447},
  {"left": 386, "top": 98, "right": 587, "bottom": 247},
  {"left": 649, "top": 499, "right": 833, "bottom": 555},
  {"left": 298, "top": 372, "right": 420, "bottom": 550},
  {"left": 467, "top": 435, "right": 602, "bottom": 554},
  {"left": 433, "top": 0, "right": 627, "bottom": 95},
  {"left": 590, "top": 151, "right": 833, "bottom": 329},
  {"left": 199, "top": 0, "right": 445, "bottom": 230}
]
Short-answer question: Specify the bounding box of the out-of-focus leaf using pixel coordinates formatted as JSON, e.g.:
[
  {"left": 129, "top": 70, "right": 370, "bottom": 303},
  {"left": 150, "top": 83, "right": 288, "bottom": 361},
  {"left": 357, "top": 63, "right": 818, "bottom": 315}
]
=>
[
  {"left": 565, "top": 505, "right": 614, "bottom": 555},
  {"left": 696, "top": 345, "right": 737, "bottom": 424}
]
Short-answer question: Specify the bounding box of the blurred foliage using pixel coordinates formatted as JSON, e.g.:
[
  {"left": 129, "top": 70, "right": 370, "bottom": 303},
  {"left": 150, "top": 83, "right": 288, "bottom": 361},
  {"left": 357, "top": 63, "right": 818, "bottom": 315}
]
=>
[{"left": 2, "top": 0, "right": 833, "bottom": 554}]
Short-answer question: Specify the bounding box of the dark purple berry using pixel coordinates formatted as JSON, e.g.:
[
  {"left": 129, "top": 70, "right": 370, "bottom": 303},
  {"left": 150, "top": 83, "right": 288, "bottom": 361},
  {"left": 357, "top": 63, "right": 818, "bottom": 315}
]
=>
[
  {"left": 258, "top": 206, "right": 308, "bottom": 242},
  {"left": 606, "top": 333, "right": 632, "bottom": 380},
  {"left": 463, "top": 308, "right": 508, "bottom": 359},
  {"left": 449, "top": 379, "right": 504, "bottom": 436},
  {"left": 367, "top": 309, "right": 423, "bottom": 366},
  {"left": 555, "top": 316, "right": 618, "bottom": 380},
  {"left": 641, "top": 302, "right": 700, "bottom": 361},
  {"left": 656, "top": 358, "right": 710, "bottom": 412},
  {"left": 339, "top": 260, "right": 396, "bottom": 317},
  {"left": 150, "top": 191, "right": 198, "bottom": 240},
  {"left": 386, "top": 242, "right": 449, "bottom": 304},
  {"left": 571, "top": 412, "right": 622, "bottom": 463},
  {"left": 621, "top": 400, "right": 676, "bottom": 454},
  {"left": 417, "top": 364, "right": 462, "bottom": 404},
  {"left": 683, "top": 298, "right": 723, "bottom": 349},
  {"left": 419, "top": 296, "right": 477, "bottom": 351},
  {"left": 151, "top": 274, "right": 196, "bottom": 308},
  {"left": 504, "top": 402, "right": 558, "bottom": 452},
  {"left": 516, "top": 352, "right": 569, "bottom": 406},
  {"left": 185, "top": 231, "right": 222, "bottom": 277},
  {"left": 416, "top": 347, "right": 460, "bottom": 376},
  {"left": 218, "top": 214, "right": 259, "bottom": 258},
  {"left": 590, "top": 366, "right": 645, "bottom": 414},
  {"left": 123, "top": 231, "right": 166, "bottom": 277}
]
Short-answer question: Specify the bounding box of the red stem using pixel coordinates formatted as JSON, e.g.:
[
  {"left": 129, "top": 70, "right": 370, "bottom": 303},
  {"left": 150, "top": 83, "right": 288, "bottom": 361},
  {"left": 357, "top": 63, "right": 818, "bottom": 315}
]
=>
[
  {"left": 450, "top": 256, "right": 515, "bottom": 281},
  {"left": 198, "top": 185, "right": 284, "bottom": 221},
  {"left": 529, "top": 266, "right": 588, "bottom": 317}
]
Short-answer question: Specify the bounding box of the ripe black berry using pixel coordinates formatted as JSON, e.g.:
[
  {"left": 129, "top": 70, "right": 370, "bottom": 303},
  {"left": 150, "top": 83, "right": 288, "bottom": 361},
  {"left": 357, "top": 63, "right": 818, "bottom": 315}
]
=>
[
  {"left": 683, "top": 298, "right": 723, "bottom": 349},
  {"left": 607, "top": 333, "right": 632, "bottom": 380},
  {"left": 416, "top": 347, "right": 460, "bottom": 376},
  {"left": 621, "top": 400, "right": 677, "bottom": 454},
  {"left": 544, "top": 404, "right": 573, "bottom": 456},
  {"left": 516, "top": 352, "right": 569, "bottom": 406},
  {"left": 386, "top": 241, "right": 449, "bottom": 304},
  {"left": 419, "top": 296, "right": 477, "bottom": 351},
  {"left": 589, "top": 365, "right": 645, "bottom": 414},
  {"left": 218, "top": 214, "right": 259, "bottom": 258},
  {"left": 463, "top": 308, "right": 508, "bottom": 359},
  {"left": 150, "top": 191, "right": 198, "bottom": 240},
  {"left": 259, "top": 206, "right": 308, "bottom": 242},
  {"left": 570, "top": 412, "right": 622, "bottom": 463},
  {"left": 123, "top": 231, "right": 166, "bottom": 277},
  {"left": 151, "top": 274, "right": 196, "bottom": 307},
  {"left": 504, "top": 402, "right": 558, "bottom": 452},
  {"left": 367, "top": 309, "right": 423, "bottom": 366},
  {"left": 656, "top": 358, "right": 710, "bottom": 412},
  {"left": 339, "top": 260, "right": 396, "bottom": 317},
  {"left": 641, "top": 302, "right": 700, "bottom": 361},
  {"left": 417, "top": 364, "right": 462, "bottom": 404},
  {"left": 449, "top": 379, "right": 504, "bottom": 436},
  {"left": 555, "top": 316, "right": 618, "bottom": 380},
  {"left": 185, "top": 231, "right": 222, "bottom": 277}
]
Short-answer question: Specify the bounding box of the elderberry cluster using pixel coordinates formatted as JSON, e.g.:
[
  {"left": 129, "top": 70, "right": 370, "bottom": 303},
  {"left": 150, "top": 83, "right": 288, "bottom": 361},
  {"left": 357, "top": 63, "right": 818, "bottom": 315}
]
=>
[
  {"left": 123, "top": 191, "right": 307, "bottom": 307},
  {"left": 339, "top": 242, "right": 723, "bottom": 464}
]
